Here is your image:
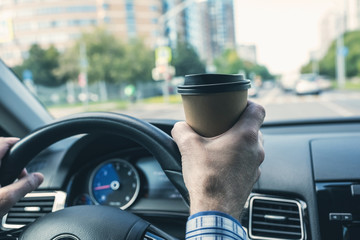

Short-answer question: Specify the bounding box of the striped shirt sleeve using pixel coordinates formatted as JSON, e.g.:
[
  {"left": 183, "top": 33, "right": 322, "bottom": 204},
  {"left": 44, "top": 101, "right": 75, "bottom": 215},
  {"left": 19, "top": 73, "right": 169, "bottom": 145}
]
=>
[{"left": 185, "top": 211, "right": 247, "bottom": 240}]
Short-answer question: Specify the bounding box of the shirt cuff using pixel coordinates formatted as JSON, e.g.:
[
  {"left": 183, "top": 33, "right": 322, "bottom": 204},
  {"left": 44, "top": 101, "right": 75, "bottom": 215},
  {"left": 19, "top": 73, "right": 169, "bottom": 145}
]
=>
[{"left": 186, "top": 211, "right": 247, "bottom": 240}]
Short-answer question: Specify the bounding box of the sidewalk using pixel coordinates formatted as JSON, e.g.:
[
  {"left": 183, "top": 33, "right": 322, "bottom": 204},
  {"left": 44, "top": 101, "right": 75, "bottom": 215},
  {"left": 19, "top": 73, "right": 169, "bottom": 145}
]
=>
[
  {"left": 49, "top": 102, "right": 185, "bottom": 120},
  {"left": 115, "top": 102, "right": 185, "bottom": 120}
]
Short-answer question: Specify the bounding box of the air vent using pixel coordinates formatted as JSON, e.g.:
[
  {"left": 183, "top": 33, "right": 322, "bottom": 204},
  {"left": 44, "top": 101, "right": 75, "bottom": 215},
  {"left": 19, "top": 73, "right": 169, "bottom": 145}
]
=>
[
  {"left": 1, "top": 191, "right": 66, "bottom": 230},
  {"left": 249, "top": 196, "right": 305, "bottom": 240}
]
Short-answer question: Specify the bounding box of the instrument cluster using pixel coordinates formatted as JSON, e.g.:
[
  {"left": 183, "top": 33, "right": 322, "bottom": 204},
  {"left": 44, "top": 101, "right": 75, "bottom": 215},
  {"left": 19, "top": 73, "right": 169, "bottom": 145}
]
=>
[{"left": 71, "top": 156, "right": 182, "bottom": 209}]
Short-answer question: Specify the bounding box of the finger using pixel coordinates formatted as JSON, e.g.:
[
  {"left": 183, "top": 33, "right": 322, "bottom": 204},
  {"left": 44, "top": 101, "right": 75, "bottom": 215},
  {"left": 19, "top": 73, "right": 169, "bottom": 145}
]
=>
[
  {"left": 256, "top": 168, "right": 261, "bottom": 182},
  {"left": 171, "top": 121, "right": 203, "bottom": 155},
  {"left": 258, "top": 145, "right": 265, "bottom": 165},
  {"left": 0, "top": 137, "right": 20, "bottom": 160},
  {"left": 5, "top": 172, "right": 44, "bottom": 199},
  {"left": 258, "top": 131, "right": 264, "bottom": 146},
  {"left": 234, "top": 101, "right": 265, "bottom": 131},
  {"left": 223, "top": 102, "right": 265, "bottom": 143},
  {"left": 0, "top": 172, "right": 44, "bottom": 218},
  {"left": 171, "top": 121, "right": 198, "bottom": 144}
]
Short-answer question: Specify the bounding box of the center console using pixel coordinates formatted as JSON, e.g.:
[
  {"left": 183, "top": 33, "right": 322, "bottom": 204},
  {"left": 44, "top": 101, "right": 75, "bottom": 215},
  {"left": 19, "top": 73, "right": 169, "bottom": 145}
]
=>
[{"left": 311, "top": 137, "right": 360, "bottom": 240}]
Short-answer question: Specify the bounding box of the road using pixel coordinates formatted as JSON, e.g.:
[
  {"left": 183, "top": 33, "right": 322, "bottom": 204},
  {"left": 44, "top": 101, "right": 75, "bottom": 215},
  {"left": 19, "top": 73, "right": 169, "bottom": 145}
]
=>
[
  {"left": 116, "top": 87, "right": 360, "bottom": 122},
  {"left": 252, "top": 87, "right": 360, "bottom": 121}
]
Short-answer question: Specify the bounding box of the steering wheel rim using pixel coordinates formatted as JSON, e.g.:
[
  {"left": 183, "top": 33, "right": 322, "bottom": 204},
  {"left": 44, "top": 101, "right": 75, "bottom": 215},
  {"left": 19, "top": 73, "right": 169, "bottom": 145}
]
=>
[{"left": 0, "top": 112, "right": 186, "bottom": 239}]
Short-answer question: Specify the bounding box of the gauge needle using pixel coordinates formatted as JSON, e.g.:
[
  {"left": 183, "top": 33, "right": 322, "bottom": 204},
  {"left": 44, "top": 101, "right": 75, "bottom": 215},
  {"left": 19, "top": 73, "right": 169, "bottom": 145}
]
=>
[{"left": 94, "top": 185, "right": 111, "bottom": 190}]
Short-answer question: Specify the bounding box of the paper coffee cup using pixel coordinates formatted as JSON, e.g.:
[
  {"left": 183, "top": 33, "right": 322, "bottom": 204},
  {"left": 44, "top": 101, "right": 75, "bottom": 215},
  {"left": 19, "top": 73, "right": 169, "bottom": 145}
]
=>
[{"left": 178, "top": 74, "right": 251, "bottom": 137}]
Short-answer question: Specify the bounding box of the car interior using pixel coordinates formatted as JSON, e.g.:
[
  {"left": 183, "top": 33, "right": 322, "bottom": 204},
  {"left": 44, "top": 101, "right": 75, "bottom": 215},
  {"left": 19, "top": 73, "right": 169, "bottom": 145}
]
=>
[{"left": 1, "top": 0, "right": 360, "bottom": 239}]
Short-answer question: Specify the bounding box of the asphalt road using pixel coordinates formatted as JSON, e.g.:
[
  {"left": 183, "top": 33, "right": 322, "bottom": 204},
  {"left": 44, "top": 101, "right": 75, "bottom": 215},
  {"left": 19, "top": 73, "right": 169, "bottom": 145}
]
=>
[
  {"left": 117, "top": 87, "right": 360, "bottom": 122},
  {"left": 253, "top": 87, "right": 360, "bottom": 121}
]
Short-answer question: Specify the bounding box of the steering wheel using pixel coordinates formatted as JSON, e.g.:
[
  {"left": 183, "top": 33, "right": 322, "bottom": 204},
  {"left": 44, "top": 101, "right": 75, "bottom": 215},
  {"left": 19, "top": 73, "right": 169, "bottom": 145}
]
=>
[{"left": 0, "top": 112, "right": 187, "bottom": 240}]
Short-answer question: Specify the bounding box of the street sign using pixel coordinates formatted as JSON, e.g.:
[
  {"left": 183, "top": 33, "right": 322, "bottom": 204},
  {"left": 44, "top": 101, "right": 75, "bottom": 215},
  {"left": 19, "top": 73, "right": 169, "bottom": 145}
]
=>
[
  {"left": 155, "top": 47, "right": 172, "bottom": 65},
  {"left": 78, "top": 73, "right": 87, "bottom": 87},
  {"left": 152, "top": 65, "right": 175, "bottom": 81},
  {"left": 337, "top": 46, "right": 349, "bottom": 57},
  {"left": 22, "top": 70, "right": 33, "bottom": 81}
]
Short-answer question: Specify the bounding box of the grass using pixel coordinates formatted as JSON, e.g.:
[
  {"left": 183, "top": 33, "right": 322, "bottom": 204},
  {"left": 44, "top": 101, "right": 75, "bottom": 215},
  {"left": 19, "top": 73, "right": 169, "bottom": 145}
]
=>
[
  {"left": 141, "top": 94, "right": 182, "bottom": 104},
  {"left": 47, "top": 95, "right": 182, "bottom": 118},
  {"left": 47, "top": 95, "right": 181, "bottom": 115},
  {"left": 332, "top": 79, "right": 360, "bottom": 90},
  {"left": 343, "top": 81, "right": 360, "bottom": 90},
  {"left": 48, "top": 100, "right": 128, "bottom": 112}
]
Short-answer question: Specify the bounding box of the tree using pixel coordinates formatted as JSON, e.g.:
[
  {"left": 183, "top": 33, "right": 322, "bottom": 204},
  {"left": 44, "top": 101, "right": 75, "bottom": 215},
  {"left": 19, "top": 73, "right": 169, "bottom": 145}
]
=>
[
  {"left": 248, "top": 64, "right": 273, "bottom": 80},
  {"left": 172, "top": 42, "right": 206, "bottom": 76},
  {"left": 301, "top": 30, "right": 360, "bottom": 78},
  {"left": 54, "top": 47, "right": 80, "bottom": 84},
  {"left": 12, "top": 44, "right": 62, "bottom": 86},
  {"left": 122, "top": 38, "right": 155, "bottom": 84},
  {"left": 56, "top": 28, "right": 155, "bottom": 84},
  {"left": 300, "top": 61, "right": 313, "bottom": 74},
  {"left": 79, "top": 28, "right": 127, "bottom": 84},
  {"left": 214, "top": 49, "right": 273, "bottom": 80},
  {"left": 214, "top": 49, "right": 244, "bottom": 74}
]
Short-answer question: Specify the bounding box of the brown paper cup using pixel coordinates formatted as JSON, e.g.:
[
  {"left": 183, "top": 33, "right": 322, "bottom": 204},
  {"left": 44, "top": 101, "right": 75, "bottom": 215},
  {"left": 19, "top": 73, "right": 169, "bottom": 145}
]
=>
[{"left": 178, "top": 74, "right": 251, "bottom": 137}]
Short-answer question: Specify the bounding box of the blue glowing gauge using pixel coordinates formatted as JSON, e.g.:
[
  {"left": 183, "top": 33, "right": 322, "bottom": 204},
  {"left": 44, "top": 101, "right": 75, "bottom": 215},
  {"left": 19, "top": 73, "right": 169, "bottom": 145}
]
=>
[{"left": 90, "top": 159, "right": 140, "bottom": 210}]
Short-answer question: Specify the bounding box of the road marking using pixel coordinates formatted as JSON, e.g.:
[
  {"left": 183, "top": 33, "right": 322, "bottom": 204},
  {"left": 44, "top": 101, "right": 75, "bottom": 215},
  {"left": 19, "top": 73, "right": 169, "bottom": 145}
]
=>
[
  {"left": 260, "top": 88, "right": 282, "bottom": 106},
  {"left": 319, "top": 101, "right": 354, "bottom": 117}
]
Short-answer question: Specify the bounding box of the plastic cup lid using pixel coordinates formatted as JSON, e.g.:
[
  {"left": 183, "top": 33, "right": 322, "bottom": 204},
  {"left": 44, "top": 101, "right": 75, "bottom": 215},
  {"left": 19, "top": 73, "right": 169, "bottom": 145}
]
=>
[{"left": 178, "top": 74, "right": 251, "bottom": 95}]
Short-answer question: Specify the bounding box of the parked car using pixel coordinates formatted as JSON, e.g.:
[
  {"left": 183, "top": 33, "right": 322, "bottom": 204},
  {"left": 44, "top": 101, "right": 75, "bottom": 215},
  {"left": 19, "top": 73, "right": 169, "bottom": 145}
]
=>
[
  {"left": 295, "top": 74, "right": 321, "bottom": 95},
  {"left": 280, "top": 73, "right": 299, "bottom": 92}
]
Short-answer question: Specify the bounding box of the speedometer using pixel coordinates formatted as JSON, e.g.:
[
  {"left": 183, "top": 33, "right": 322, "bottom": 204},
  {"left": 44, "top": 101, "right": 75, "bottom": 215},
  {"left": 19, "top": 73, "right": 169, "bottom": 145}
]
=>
[{"left": 90, "top": 159, "right": 140, "bottom": 210}]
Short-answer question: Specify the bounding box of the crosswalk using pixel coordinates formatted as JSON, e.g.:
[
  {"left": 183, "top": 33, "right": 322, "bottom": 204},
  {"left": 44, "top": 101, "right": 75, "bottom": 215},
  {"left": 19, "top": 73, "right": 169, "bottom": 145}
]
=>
[
  {"left": 254, "top": 88, "right": 360, "bottom": 106},
  {"left": 253, "top": 88, "right": 360, "bottom": 118}
]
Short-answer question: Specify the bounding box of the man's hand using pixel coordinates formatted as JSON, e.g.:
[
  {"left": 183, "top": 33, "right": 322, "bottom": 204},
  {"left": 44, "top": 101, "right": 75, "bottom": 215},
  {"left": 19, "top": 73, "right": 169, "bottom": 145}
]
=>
[
  {"left": 172, "top": 101, "right": 265, "bottom": 221},
  {"left": 0, "top": 137, "right": 44, "bottom": 218}
]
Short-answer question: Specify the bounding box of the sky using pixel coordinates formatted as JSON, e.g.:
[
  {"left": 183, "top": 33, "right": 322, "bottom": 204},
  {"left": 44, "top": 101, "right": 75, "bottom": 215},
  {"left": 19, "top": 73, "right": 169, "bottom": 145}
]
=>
[{"left": 234, "top": 0, "right": 343, "bottom": 75}]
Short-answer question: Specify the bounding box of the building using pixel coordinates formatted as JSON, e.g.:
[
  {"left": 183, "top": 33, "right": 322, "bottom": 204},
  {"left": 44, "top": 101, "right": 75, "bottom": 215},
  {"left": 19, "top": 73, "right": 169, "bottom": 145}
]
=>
[
  {"left": 161, "top": 0, "right": 186, "bottom": 49},
  {"left": 183, "top": 1, "right": 208, "bottom": 60},
  {"left": 183, "top": 0, "right": 235, "bottom": 63},
  {"left": 0, "top": 0, "right": 163, "bottom": 66},
  {"left": 161, "top": 0, "right": 236, "bottom": 63},
  {"left": 346, "top": 0, "right": 360, "bottom": 31},
  {"left": 319, "top": 10, "right": 338, "bottom": 58},
  {"left": 319, "top": 0, "right": 360, "bottom": 58},
  {"left": 0, "top": 0, "right": 237, "bottom": 67}
]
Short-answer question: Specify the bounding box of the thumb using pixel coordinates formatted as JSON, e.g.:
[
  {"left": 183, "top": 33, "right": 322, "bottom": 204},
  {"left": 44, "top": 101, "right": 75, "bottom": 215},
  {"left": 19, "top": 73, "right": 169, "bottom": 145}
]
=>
[{"left": 171, "top": 121, "right": 201, "bottom": 149}]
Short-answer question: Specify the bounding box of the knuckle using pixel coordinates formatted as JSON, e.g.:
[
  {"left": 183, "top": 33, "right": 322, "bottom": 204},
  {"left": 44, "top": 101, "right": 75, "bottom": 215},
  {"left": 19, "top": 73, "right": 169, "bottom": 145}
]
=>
[
  {"left": 256, "top": 168, "right": 261, "bottom": 181},
  {"left": 172, "top": 121, "right": 182, "bottom": 132},
  {"left": 171, "top": 122, "right": 186, "bottom": 139},
  {"left": 258, "top": 148, "right": 265, "bottom": 164},
  {"left": 256, "top": 104, "right": 266, "bottom": 120},
  {"left": 173, "top": 124, "right": 200, "bottom": 147},
  {"left": 241, "top": 129, "right": 258, "bottom": 145},
  {"left": 249, "top": 103, "right": 266, "bottom": 122}
]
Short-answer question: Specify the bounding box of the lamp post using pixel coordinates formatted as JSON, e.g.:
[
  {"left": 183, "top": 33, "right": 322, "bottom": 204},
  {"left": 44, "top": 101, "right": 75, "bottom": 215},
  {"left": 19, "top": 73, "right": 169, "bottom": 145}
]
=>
[
  {"left": 79, "top": 42, "right": 89, "bottom": 107},
  {"left": 153, "top": 0, "right": 207, "bottom": 102},
  {"left": 335, "top": 0, "right": 348, "bottom": 88}
]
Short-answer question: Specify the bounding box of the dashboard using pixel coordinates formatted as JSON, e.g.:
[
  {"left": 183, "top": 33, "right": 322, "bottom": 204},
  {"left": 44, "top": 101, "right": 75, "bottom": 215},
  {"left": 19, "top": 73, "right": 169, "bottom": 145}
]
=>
[
  {"left": 1, "top": 118, "right": 360, "bottom": 240},
  {"left": 69, "top": 155, "right": 183, "bottom": 208}
]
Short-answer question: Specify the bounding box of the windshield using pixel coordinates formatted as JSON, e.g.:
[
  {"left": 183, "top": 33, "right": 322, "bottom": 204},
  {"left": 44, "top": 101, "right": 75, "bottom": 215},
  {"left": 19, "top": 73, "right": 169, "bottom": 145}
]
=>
[{"left": 1, "top": 0, "right": 359, "bottom": 122}]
